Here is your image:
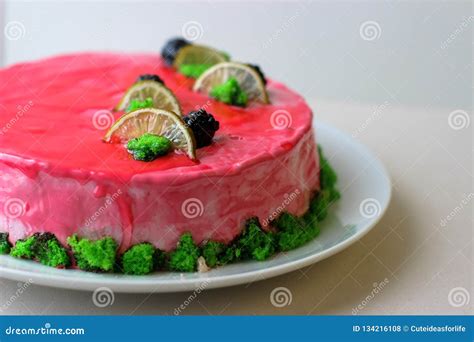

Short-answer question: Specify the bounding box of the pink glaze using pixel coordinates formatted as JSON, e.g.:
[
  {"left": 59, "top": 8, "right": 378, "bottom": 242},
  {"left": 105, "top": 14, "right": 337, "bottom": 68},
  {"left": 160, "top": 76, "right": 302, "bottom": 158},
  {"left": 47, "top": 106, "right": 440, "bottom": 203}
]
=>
[{"left": 0, "top": 53, "right": 319, "bottom": 251}]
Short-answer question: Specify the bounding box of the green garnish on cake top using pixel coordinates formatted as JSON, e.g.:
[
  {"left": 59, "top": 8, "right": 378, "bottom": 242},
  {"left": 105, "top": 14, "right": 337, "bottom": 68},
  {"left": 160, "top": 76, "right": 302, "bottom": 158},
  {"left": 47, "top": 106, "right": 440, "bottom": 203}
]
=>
[
  {"left": 160, "top": 37, "right": 230, "bottom": 79},
  {"left": 193, "top": 62, "right": 269, "bottom": 105},
  {"left": 113, "top": 78, "right": 182, "bottom": 115},
  {"left": 210, "top": 77, "right": 248, "bottom": 107},
  {"left": 178, "top": 64, "right": 213, "bottom": 78},
  {"left": 126, "top": 97, "right": 154, "bottom": 113},
  {"left": 127, "top": 133, "right": 172, "bottom": 162}
]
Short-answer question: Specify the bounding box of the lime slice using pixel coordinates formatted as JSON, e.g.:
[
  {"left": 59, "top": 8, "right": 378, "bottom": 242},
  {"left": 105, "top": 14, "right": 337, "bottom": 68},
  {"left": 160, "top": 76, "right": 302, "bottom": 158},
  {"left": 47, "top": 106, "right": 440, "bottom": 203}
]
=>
[
  {"left": 114, "top": 81, "right": 182, "bottom": 115},
  {"left": 173, "top": 44, "right": 229, "bottom": 69},
  {"left": 103, "top": 108, "right": 196, "bottom": 160},
  {"left": 193, "top": 62, "right": 269, "bottom": 104}
]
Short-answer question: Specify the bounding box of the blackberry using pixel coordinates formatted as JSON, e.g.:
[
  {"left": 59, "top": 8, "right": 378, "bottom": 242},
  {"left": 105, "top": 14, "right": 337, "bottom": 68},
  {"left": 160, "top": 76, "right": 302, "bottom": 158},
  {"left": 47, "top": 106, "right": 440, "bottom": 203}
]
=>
[
  {"left": 136, "top": 74, "right": 164, "bottom": 84},
  {"left": 183, "top": 109, "right": 220, "bottom": 148},
  {"left": 161, "top": 37, "right": 190, "bottom": 66},
  {"left": 247, "top": 63, "right": 267, "bottom": 85}
]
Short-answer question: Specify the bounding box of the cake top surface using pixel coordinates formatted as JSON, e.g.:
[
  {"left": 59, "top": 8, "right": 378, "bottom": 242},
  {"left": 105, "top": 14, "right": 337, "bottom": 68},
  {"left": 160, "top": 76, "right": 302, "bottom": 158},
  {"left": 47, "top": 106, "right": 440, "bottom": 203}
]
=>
[{"left": 0, "top": 53, "right": 313, "bottom": 183}]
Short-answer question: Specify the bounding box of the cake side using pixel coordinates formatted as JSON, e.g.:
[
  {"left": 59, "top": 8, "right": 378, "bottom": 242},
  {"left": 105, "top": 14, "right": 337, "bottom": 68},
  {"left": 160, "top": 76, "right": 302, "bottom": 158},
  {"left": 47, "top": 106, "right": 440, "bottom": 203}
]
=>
[
  {"left": 0, "top": 144, "right": 338, "bottom": 274},
  {"left": 0, "top": 129, "right": 319, "bottom": 251}
]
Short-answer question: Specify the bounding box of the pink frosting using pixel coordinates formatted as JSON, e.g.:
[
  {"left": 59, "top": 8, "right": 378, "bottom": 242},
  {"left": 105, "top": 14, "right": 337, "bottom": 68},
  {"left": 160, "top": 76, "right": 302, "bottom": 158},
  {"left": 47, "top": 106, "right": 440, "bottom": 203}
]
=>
[{"left": 0, "top": 53, "right": 320, "bottom": 251}]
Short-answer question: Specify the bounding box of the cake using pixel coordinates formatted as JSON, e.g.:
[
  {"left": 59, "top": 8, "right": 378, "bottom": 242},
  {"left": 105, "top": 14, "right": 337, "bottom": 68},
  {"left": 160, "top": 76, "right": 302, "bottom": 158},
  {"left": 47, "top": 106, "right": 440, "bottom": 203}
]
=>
[{"left": 0, "top": 38, "right": 339, "bottom": 274}]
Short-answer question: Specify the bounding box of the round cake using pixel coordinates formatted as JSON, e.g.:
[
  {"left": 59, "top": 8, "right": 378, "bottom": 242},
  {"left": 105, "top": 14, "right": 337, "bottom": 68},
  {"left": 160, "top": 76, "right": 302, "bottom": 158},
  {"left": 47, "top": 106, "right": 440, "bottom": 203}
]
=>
[{"left": 0, "top": 40, "right": 338, "bottom": 274}]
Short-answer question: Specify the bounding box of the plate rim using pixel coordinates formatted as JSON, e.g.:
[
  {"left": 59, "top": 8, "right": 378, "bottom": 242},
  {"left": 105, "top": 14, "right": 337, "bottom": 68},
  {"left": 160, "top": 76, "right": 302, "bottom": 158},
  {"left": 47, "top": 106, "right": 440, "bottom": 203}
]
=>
[{"left": 0, "top": 120, "right": 392, "bottom": 293}]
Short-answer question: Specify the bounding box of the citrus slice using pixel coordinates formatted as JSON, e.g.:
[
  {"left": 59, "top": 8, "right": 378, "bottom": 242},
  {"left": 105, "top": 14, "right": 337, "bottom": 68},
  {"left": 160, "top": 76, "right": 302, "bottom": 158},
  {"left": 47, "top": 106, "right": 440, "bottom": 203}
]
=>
[
  {"left": 114, "top": 81, "right": 182, "bottom": 115},
  {"left": 103, "top": 108, "right": 196, "bottom": 160},
  {"left": 172, "top": 44, "right": 229, "bottom": 69},
  {"left": 193, "top": 62, "right": 269, "bottom": 104}
]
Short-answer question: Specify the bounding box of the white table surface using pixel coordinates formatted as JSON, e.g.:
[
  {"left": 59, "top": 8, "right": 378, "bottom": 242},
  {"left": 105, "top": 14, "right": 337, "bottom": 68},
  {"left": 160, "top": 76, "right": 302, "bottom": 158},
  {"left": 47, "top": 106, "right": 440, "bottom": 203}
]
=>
[{"left": 1, "top": 99, "right": 472, "bottom": 315}]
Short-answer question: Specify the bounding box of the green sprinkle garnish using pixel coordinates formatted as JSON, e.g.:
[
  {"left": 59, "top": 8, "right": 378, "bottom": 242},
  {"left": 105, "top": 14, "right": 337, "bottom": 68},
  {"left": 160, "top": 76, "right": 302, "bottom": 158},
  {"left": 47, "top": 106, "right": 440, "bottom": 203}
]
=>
[
  {"left": 201, "top": 241, "right": 226, "bottom": 268},
  {"left": 10, "top": 236, "right": 36, "bottom": 259},
  {"left": 126, "top": 97, "right": 154, "bottom": 113},
  {"left": 67, "top": 235, "right": 117, "bottom": 272},
  {"left": 179, "top": 64, "right": 213, "bottom": 78},
  {"left": 210, "top": 77, "right": 248, "bottom": 107},
  {"left": 168, "top": 233, "right": 199, "bottom": 272},
  {"left": 201, "top": 218, "right": 274, "bottom": 267},
  {"left": 236, "top": 218, "right": 275, "bottom": 261},
  {"left": 273, "top": 212, "right": 319, "bottom": 251},
  {"left": 0, "top": 233, "right": 12, "bottom": 254},
  {"left": 10, "top": 233, "right": 70, "bottom": 267},
  {"left": 122, "top": 243, "right": 157, "bottom": 275},
  {"left": 127, "top": 133, "right": 172, "bottom": 162},
  {"left": 36, "top": 238, "right": 70, "bottom": 267},
  {"left": 318, "top": 145, "right": 340, "bottom": 203}
]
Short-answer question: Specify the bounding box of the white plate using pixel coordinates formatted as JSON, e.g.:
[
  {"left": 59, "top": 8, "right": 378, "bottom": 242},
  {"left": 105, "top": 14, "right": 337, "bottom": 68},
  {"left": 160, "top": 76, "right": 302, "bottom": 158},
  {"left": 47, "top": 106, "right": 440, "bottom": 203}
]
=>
[{"left": 0, "top": 120, "right": 391, "bottom": 293}]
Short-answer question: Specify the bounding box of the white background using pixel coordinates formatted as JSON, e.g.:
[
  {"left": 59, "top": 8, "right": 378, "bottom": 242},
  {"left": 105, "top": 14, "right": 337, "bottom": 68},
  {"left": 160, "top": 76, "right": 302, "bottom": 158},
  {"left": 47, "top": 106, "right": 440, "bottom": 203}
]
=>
[{"left": 1, "top": 0, "right": 471, "bottom": 109}]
